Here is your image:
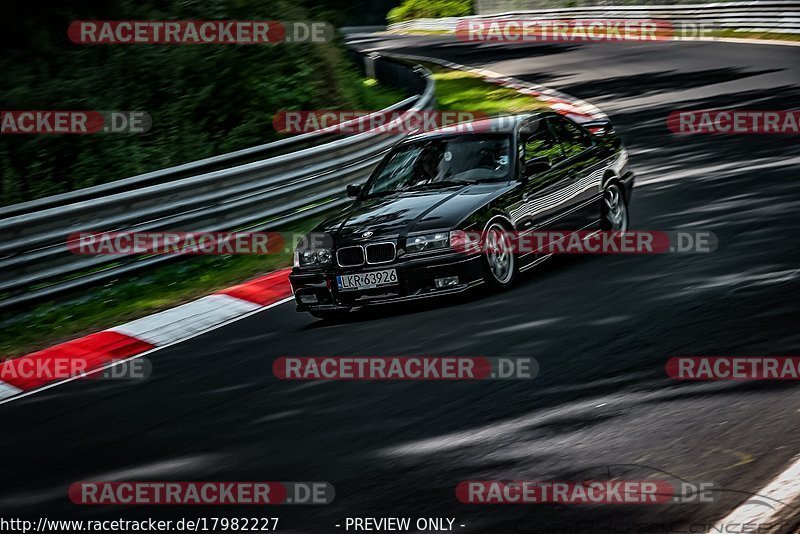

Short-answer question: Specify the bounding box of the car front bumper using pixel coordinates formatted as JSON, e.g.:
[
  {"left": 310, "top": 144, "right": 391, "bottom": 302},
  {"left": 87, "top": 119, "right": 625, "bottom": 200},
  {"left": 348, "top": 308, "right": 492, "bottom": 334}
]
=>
[{"left": 289, "top": 252, "right": 484, "bottom": 312}]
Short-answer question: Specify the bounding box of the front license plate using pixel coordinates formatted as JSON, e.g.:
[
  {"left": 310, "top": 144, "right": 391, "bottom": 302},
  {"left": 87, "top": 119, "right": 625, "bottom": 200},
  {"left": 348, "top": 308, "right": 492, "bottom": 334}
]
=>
[{"left": 337, "top": 269, "right": 398, "bottom": 291}]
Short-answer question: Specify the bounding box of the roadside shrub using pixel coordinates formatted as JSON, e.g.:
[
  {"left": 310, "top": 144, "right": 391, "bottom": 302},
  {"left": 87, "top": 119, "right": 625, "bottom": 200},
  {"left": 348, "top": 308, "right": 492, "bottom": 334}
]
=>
[{"left": 387, "top": 0, "right": 472, "bottom": 24}]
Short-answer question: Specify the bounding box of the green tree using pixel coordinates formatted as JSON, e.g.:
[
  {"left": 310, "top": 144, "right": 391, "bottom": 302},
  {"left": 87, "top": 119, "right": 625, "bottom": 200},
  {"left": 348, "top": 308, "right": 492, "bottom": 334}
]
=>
[{"left": 0, "top": 0, "right": 388, "bottom": 206}]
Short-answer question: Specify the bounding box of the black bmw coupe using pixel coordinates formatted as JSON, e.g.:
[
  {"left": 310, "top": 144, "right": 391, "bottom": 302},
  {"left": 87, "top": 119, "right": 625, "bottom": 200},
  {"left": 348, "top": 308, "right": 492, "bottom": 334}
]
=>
[{"left": 289, "top": 112, "right": 635, "bottom": 319}]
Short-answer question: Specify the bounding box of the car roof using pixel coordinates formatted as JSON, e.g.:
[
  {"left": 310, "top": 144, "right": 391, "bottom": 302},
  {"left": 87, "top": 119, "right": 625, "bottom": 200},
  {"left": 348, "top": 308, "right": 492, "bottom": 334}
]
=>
[{"left": 401, "top": 112, "right": 556, "bottom": 143}]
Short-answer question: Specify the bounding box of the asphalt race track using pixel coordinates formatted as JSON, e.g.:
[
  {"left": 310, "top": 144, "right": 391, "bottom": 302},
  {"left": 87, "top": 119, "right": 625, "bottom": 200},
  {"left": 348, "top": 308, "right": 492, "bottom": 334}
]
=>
[{"left": 2, "top": 35, "right": 799, "bottom": 533}]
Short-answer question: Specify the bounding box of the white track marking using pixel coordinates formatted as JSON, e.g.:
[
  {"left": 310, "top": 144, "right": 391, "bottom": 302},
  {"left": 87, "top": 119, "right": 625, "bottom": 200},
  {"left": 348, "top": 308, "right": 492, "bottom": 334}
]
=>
[
  {"left": 0, "top": 381, "right": 23, "bottom": 401},
  {"left": 698, "top": 36, "right": 800, "bottom": 48},
  {"left": 712, "top": 455, "right": 800, "bottom": 530},
  {"left": 0, "top": 296, "right": 294, "bottom": 407},
  {"left": 109, "top": 294, "right": 261, "bottom": 346}
]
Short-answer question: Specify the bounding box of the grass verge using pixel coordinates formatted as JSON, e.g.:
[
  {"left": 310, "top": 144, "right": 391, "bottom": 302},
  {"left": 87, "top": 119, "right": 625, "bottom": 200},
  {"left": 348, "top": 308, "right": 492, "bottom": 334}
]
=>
[
  {"left": 702, "top": 29, "right": 800, "bottom": 43},
  {"left": 426, "top": 63, "right": 549, "bottom": 115}
]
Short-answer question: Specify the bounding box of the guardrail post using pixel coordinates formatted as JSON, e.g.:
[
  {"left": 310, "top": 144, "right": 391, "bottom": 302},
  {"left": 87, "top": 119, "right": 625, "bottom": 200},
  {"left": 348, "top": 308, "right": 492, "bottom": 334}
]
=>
[{"left": 366, "top": 52, "right": 381, "bottom": 80}]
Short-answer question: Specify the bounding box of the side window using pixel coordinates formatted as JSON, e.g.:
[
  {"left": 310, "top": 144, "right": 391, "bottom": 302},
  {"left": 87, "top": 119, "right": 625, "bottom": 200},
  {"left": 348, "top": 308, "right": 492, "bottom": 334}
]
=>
[
  {"left": 522, "top": 121, "right": 561, "bottom": 166},
  {"left": 549, "top": 117, "right": 593, "bottom": 159}
]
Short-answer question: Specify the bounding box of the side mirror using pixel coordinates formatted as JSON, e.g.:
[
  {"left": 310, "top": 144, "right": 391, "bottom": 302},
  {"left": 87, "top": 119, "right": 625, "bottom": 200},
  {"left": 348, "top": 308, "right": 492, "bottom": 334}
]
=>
[
  {"left": 524, "top": 156, "right": 551, "bottom": 176},
  {"left": 346, "top": 184, "right": 362, "bottom": 198},
  {"left": 582, "top": 119, "right": 614, "bottom": 135}
]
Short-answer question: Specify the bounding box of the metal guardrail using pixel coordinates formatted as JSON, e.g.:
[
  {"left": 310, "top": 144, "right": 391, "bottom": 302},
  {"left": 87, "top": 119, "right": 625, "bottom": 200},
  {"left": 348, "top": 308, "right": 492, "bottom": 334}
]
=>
[
  {"left": 477, "top": 0, "right": 800, "bottom": 9},
  {"left": 389, "top": 1, "right": 800, "bottom": 33},
  {"left": 339, "top": 26, "right": 389, "bottom": 34},
  {"left": 0, "top": 54, "right": 436, "bottom": 310}
]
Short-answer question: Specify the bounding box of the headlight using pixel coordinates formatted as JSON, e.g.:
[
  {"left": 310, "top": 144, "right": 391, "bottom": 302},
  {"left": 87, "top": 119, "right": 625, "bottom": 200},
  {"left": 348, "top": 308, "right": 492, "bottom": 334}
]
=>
[
  {"left": 294, "top": 234, "right": 333, "bottom": 267},
  {"left": 405, "top": 231, "right": 450, "bottom": 254},
  {"left": 295, "top": 247, "right": 332, "bottom": 267}
]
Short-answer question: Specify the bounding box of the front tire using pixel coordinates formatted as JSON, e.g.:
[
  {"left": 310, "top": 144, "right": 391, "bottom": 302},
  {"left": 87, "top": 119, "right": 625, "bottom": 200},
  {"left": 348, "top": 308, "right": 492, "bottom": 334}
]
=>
[
  {"left": 601, "top": 182, "right": 629, "bottom": 232},
  {"left": 481, "top": 221, "right": 517, "bottom": 290}
]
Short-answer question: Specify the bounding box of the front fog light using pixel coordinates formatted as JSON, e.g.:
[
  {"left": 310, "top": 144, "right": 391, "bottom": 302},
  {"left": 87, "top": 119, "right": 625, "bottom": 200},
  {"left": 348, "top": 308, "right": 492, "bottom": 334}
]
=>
[
  {"left": 299, "top": 294, "right": 319, "bottom": 304},
  {"left": 435, "top": 276, "right": 459, "bottom": 289}
]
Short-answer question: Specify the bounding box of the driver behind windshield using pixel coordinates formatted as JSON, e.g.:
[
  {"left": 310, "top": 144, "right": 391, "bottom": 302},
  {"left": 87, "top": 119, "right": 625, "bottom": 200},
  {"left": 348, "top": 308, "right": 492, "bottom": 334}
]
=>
[{"left": 415, "top": 143, "right": 447, "bottom": 184}]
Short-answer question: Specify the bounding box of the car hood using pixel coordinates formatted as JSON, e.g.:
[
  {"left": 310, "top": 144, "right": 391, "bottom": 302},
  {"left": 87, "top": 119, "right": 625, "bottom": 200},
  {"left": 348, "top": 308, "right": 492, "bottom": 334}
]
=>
[{"left": 317, "top": 183, "right": 512, "bottom": 241}]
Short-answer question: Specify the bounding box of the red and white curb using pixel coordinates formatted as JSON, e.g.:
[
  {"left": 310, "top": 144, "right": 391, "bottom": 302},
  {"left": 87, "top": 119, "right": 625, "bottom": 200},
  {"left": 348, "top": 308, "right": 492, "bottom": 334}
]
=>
[
  {"left": 378, "top": 51, "right": 608, "bottom": 123},
  {"left": 712, "top": 454, "right": 800, "bottom": 530},
  {"left": 0, "top": 268, "right": 293, "bottom": 404}
]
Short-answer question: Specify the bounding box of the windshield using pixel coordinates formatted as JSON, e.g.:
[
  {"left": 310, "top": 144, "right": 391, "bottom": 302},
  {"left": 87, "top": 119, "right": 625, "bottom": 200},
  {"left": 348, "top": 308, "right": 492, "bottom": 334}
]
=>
[{"left": 364, "top": 135, "right": 512, "bottom": 196}]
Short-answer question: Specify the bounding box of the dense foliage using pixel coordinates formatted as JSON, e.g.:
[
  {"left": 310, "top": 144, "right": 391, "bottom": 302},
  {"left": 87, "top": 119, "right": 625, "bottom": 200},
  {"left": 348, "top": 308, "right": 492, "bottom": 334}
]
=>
[
  {"left": 387, "top": 0, "right": 472, "bottom": 24},
  {"left": 0, "top": 0, "right": 394, "bottom": 206}
]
